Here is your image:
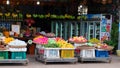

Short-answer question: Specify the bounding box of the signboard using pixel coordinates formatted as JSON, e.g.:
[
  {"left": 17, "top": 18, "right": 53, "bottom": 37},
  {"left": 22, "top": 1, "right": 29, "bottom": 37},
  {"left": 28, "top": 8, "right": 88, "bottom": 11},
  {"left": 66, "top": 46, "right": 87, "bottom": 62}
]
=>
[
  {"left": 12, "top": 25, "right": 20, "bottom": 34},
  {"left": 100, "top": 15, "right": 112, "bottom": 41}
]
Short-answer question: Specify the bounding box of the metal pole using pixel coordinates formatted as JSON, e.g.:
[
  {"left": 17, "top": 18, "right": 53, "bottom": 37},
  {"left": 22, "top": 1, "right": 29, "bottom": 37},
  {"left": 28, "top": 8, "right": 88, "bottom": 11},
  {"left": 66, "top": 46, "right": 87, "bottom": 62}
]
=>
[{"left": 118, "top": 10, "right": 120, "bottom": 50}]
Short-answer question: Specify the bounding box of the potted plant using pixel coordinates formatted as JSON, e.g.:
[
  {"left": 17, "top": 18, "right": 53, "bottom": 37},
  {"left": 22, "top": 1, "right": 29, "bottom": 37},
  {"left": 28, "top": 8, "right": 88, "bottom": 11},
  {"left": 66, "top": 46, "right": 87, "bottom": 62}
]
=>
[
  {"left": 103, "top": 22, "right": 118, "bottom": 54},
  {"left": 111, "top": 22, "right": 119, "bottom": 55}
]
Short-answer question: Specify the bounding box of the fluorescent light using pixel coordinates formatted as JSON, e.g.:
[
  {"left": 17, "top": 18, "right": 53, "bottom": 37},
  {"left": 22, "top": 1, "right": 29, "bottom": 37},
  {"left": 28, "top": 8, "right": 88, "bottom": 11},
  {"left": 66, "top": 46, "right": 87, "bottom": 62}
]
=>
[
  {"left": 37, "top": 1, "right": 40, "bottom": 5},
  {"left": 6, "top": 0, "right": 10, "bottom": 5}
]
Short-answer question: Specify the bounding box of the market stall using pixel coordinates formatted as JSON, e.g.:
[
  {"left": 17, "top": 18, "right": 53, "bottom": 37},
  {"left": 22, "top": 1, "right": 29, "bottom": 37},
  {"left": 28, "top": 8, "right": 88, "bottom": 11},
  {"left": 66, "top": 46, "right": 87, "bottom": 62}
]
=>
[
  {"left": 0, "top": 37, "right": 29, "bottom": 65},
  {"left": 33, "top": 36, "right": 78, "bottom": 64},
  {"left": 69, "top": 36, "right": 113, "bottom": 63}
]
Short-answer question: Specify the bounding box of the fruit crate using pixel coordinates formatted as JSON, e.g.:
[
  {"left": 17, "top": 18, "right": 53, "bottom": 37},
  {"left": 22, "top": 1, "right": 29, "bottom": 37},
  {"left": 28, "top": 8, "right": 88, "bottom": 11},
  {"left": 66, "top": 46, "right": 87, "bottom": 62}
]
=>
[
  {"left": 11, "top": 52, "right": 26, "bottom": 59},
  {"left": 61, "top": 49, "right": 74, "bottom": 58},
  {"left": 95, "top": 49, "right": 109, "bottom": 57},
  {"left": 0, "top": 51, "right": 8, "bottom": 59},
  {"left": 80, "top": 49, "right": 95, "bottom": 58},
  {"left": 44, "top": 48, "right": 60, "bottom": 59}
]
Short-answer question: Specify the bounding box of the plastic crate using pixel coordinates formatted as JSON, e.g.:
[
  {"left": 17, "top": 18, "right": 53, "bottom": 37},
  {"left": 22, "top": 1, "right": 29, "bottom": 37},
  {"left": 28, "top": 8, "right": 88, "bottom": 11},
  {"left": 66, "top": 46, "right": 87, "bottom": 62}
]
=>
[
  {"left": 80, "top": 49, "right": 95, "bottom": 58},
  {"left": 61, "top": 50, "right": 74, "bottom": 58},
  {"left": 11, "top": 52, "right": 26, "bottom": 59},
  {"left": 44, "top": 48, "right": 60, "bottom": 58},
  {"left": 0, "top": 51, "right": 8, "bottom": 59},
  {"left": 95, "top": 50, "right": 109, "bottom": 57}
]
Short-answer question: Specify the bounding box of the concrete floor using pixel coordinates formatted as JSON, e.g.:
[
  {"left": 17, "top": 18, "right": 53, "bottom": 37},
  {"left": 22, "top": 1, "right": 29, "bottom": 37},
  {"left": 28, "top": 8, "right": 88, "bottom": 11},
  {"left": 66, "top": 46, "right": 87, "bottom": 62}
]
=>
[{"left": 0, "top": 55, "right": 120, "bottom": 68}]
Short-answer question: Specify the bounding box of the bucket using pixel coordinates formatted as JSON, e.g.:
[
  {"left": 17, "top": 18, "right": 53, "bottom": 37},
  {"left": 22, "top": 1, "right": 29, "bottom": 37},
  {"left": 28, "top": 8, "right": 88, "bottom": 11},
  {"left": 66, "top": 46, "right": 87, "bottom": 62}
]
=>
[{"left": 116, "top": 50, "right": 120, "bottom": 56}]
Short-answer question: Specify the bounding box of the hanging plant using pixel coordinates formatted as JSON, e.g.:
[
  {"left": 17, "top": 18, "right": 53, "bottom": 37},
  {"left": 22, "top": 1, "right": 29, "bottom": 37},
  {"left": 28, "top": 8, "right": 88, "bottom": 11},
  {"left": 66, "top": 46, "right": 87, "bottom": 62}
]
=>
[
  {"left": 38, "top": 15, "right": 44, "bottom": 18},
  {"left": 45, "top": 13, "right": 50, "bottom": 18},
  {"left": 50, "top": 14, "right": 57, "bottom": 18},
  {"left": 12, "top": 13, "right": 18, "bottom": 18},
  {"left": 64, "top": 14, "right": 68, "bottom": 18},
  {"left": 26, "top": 14, "right": 32, "bottom": 18},
  {"left": 5, "top": 12, "right": 10, "bottom": 17},
  {"left": 33, "top": 14, "right": 38, "bottom": 18},
  {"left": 59, "top": 15, "right": 65, "bottom": 19},
  {"left": 18, "top": 13, "right": 23, "bottom": 18}
]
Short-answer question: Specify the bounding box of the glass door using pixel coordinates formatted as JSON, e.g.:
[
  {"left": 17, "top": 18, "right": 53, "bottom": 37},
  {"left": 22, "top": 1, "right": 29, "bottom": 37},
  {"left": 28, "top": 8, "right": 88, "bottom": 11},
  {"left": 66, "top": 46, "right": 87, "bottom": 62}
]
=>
[
  {"left": 88, "top": 22, "right": 94, "bottom": 40},
  {"left": 94, "top": 22, "right": 100, "bottom": 39}
]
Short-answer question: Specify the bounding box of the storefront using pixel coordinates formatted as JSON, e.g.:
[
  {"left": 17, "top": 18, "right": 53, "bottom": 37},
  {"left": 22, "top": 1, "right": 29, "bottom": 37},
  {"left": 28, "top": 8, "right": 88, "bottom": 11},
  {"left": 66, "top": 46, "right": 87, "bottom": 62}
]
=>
[{"left": 0, "top": 0, "right": 118, "bottom": 65}]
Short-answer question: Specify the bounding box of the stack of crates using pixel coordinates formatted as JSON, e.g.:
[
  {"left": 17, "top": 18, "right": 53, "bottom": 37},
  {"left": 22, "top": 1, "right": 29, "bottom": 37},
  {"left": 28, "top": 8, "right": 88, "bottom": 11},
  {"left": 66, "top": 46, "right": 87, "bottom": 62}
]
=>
[{"left": 0, "top": 51, "right": 8, "bottom": 59}]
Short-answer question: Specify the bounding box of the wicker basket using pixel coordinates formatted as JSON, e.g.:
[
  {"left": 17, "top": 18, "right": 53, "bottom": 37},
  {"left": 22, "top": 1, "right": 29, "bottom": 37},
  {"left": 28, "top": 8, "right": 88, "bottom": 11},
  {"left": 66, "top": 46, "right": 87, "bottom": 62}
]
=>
[
  {"left": 9, "top": 45, "right": 27, "bottom": 48},
  {"left": 0, "top": 47, "right": 8, "bottom": 50},
  {"left": 76, "top": 45, "right": 95, "bottom": 50},
  {"left": 69, "top": 41, "right": 86, "bottom": 44},
  {"left": 97, "top": 46, "right": 114, "bottom": 51}
]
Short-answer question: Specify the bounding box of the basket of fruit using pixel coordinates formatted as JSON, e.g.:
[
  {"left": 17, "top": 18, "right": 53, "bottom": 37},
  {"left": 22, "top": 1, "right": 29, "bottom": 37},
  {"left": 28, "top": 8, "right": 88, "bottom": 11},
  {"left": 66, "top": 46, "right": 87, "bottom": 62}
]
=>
[
  {"left": 69, "top": 36, "right": 87, "bottom": 44},
  {"left": 96, "top": 43, "right": 114, "bottom": 51}
]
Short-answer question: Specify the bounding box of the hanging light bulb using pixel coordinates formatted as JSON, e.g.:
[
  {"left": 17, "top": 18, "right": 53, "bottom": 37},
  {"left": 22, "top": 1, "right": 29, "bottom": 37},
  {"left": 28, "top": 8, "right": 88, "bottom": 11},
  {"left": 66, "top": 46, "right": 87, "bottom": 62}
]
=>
[
  {"left": 36, "top": 1, "right": 40, "bottom": 5},
  {"left": 6, "top": 0, "right": 10, "bottom": 5},
  {"left": 101, "top": 0, "right": 107, "bottom": 4}
]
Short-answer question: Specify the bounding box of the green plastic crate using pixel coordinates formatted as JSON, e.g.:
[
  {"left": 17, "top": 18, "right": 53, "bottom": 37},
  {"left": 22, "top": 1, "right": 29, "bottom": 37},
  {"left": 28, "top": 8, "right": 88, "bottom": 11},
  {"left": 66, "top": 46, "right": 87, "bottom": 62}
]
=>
[
  {"left": 0, "top": 51, "right": 8, "bottom": 59},
  {"left": 11, "top": 52, "right": 26, "bottom": 59}
]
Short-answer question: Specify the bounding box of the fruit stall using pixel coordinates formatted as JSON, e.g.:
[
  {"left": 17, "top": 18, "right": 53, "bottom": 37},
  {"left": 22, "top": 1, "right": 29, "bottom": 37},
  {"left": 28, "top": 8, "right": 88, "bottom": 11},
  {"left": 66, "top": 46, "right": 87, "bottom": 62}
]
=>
[
  {"left": 0, "top": 37, "right": 28, "bottom": 65},
  {"left": 69, "top": 36, "right": 113, "bottom": 63},
  {"left": 33, "top": 36, "right": 78, "bottom": 64}
]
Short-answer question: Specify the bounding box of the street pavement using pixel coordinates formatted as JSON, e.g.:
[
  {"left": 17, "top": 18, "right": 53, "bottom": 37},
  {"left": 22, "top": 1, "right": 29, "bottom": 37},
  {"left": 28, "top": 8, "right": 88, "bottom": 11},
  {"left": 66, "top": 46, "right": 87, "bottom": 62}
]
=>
[{"left": 0, "top": 55, "right": 120, "bottom": 68}]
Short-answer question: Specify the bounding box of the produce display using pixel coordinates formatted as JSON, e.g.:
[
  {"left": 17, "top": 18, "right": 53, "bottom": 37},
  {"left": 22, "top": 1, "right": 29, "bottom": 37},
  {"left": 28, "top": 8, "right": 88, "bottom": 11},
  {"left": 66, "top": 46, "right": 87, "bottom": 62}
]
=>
[
  {"left": 86, "top": 42, "right": 95, "bottom": 46},
  {"left": 56, "top": 38, "right": 74, "bottom": 48},
  {"left": 7, "top": 39, "right": 27, "bottom": 51},
  {"left": 95, "top": 43, "right": 113, "bottom": 50},
  {"left": 4, "top": 37, "right": 14, "bottom": 44},
  {"left": 43, "top": 38, "right": 59, "bottom": 48},
  {"left": 33, "top": 36, "right": 48, "bottom": 44},
  {"left": 33, "top": 36, "right": 74, "bottom": 48},
  {"left": 69, "top": 36, "right": 87, "bottom": 43},
  {"left": 89, "top": 38, "right": 100, "bottom": 44},
  {"left": 8, "top": 39, "right": 27, "bottom": 46}
]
